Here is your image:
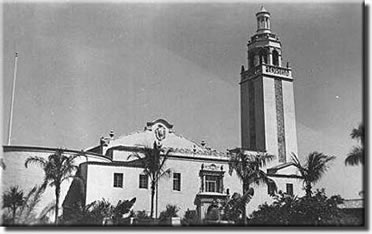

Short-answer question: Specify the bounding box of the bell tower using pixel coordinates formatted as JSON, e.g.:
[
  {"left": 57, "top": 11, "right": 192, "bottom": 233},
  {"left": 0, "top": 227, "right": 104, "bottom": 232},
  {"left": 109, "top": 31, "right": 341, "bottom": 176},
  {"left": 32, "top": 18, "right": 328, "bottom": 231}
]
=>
[{"left": 240, "top": 6, "right": 298, "bottom": 164}]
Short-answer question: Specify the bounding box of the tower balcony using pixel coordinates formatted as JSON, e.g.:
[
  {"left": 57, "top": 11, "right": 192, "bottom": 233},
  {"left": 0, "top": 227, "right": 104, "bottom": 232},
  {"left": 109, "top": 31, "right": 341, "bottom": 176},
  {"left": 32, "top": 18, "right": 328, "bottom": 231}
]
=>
[{"left": 242, "top": 64, "right": 293, "bottom": 82}]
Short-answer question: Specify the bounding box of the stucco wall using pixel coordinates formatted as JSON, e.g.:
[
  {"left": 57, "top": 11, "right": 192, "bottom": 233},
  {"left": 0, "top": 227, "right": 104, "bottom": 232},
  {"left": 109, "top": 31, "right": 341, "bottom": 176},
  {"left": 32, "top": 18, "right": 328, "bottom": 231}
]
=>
[
  {"left": 2, "top": 146, "right": 110, "bottom": 221},
  {"left": 84, "top": 163, "right": 151, "bottom": 212},
  {"left": 282, "top": 80, "right": 299, "bottom": 159},
  {"left": 3, "top": 146, "right": 305, "bottom": 222},
  {"left": 240, "top": 78, "right": 250, "bottom": 149},
  {"left": 262, "top": 76, "right": 279, "bottom": 168},
  {"left": 84, "top": 155, "right": 304, "bottom": 219},
  {"left": 254, "top": 77, "right": 265, "bottom": 152}
]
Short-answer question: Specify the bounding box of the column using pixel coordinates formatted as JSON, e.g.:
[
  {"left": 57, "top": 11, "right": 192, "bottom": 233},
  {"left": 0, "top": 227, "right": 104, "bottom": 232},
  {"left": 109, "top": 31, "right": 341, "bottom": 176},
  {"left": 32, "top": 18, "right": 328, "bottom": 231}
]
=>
[
  {"left": 201, "top": 175, "right": 204, "bottom": 192},
  {"left": 268, "top": 50, "right": 272, "bottom": 65}
]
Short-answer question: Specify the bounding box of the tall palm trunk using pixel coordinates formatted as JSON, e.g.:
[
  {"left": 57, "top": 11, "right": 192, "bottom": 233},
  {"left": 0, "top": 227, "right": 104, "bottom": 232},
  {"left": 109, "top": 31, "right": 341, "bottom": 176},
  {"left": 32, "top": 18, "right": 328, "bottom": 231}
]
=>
[
  {"left": 150, "top": 181, "right": 155, "bottom": 219},
  {"left": 55, "top": 184, "right": 60, "bottom": 224},
  {"left": 305, "top": 182, "right": 312, "bottom": 197},
  {"left": 12, "top": 205, "right": 17, "bottom": 224},
  {"left": 242, "top": 182, "right": 248, "bottom": 225}
]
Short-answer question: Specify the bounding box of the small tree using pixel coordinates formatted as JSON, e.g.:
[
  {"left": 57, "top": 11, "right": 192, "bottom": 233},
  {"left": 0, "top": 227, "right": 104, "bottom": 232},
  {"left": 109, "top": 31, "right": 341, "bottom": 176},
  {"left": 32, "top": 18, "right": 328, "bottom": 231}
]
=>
[
  {"left": 2, "top": 186, "right": 25, "bottom": 224},
  {"left": 291, "top": 152, "right": 335, "bottom": 197},
  {"left": 158, "top": 204, "right": 179, "bottom": 225},
  {"left": 25, "top": 150, "right": 81, "bottom": 224},
  {"left": 227, "top": 148, "right": 276, "bottom": 225},
  {"left": 345, "top": 123, "right": 364, "bottom": 166},
  {"left": 222, "top": 190, "right": 254, "bottom": 224},
  {"left": 182, "top": 209, "right": 199, "bottom": 226},
  {"left": 2, "top": 184, "right": 54, "bottom": 225},
  {"left": 126, "top": 141, "right": 172, "bottom": 219}
]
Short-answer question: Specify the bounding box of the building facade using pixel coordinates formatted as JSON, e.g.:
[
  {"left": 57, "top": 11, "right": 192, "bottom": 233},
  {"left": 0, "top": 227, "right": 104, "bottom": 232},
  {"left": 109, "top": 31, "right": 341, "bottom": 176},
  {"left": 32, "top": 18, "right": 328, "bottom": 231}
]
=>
[{"left": 2, "top": 7, "right": 304, "bottom": 223}]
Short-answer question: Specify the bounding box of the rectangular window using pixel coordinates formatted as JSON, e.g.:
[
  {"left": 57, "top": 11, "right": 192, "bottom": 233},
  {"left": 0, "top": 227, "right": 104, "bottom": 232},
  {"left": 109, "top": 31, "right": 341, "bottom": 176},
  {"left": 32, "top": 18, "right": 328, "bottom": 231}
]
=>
[
  {"left": 173, "top": 173, "right": 181, "bottom": 191},
  {"left": 205, "top": 175, "right": 219, "bottom": 193},
  {"left": 113, "top": 173, "right": 123, "bottom": 188},
  {"left": 139, "top": 174, "right": 148, "bottom": 189},
  {"left": 267, "top": 182, "right": 275, "bottom": 195},
  {"left": 286, "top": 183, "right": 293, "bottom": 196}
]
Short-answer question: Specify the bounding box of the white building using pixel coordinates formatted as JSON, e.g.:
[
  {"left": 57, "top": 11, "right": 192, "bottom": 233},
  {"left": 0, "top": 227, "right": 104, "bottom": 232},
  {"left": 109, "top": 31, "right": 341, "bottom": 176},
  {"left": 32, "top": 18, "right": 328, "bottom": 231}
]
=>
[{"left": 3, "top": 7, "right": 304, "bottom": 223}]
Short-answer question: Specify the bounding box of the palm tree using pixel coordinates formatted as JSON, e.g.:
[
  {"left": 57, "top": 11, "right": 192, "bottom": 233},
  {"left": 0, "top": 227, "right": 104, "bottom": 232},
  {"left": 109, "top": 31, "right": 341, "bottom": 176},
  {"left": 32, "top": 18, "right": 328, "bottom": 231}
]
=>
[
  {"left": 3, "top": 186, "right": 25, "bottom": 224},
  {"left": 345, "top": 123, "right": 364, "bottom": 166},
  {"left": 16, "top": 184, "right": 54, "bottom": 225},
  {"left": 127, "top": 141, "right": 172, "bottom": 219},
  {"left": 24, "top": 149, "right": 81, "bottom": 224},
  {"left": 227, "top": 148, "right": 276, "bottom": 225},
  {"left": 291, "top": 152, "right": 335, "bottom": 197},
  {"left": 2, "top": 184, "right": 54, "bottom": 225}
]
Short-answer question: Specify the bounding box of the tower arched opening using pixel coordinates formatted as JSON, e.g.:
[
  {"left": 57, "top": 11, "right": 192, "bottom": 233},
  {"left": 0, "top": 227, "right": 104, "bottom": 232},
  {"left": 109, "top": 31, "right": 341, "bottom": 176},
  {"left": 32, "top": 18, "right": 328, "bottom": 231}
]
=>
[{"left": 272, "top": 50, "right": 279, "bottom": 66}]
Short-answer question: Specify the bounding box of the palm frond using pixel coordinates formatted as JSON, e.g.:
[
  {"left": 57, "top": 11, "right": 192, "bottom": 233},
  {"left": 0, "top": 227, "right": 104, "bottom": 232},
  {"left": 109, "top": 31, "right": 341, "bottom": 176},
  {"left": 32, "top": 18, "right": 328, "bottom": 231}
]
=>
[
  {"left": 306, "top": 152, "right": 335, "bottom": 183},
  {"left": 17, "top": 185, "right": 46, "bottom": 224},
  {"left": 254, "top": 153, "right": 275, "bottom": 168},
  {"left": 290, "top": 153, "right": 307, "bottom": 177},
  {"left": 292, "top": 151, "right": 335, "bottom": 191},
  {"left": 158, "top": 155, "right": 169, "bottom": 175},
  {"left": 127, "top": 152, "right": 142, "bottom": 161},
  {"left": 37, "top": 201, "right": 55, "bottom": 221},
  {"left": 345, "top": 146, "right": 364, "bottom": 166},
  {"left": 156, "top": 168, "right": 172, "bottom": 182},
  {"left": 24, "top": 156, "right": 47, "bottom": 169},
  {"left": 228, "top": 149, "right": 275, "bottom": 192},
  {"left": 17, "top": 186, "right": 37, "bottom": 217},
  {"left": 61, "top": 174, "right": 77, "bottom": 183},
  {"left": 248, "top": 170, "right": 275, "bottom": 188},
  {"left": 351, "top": 123, "right": 364, "bottom": 143}
]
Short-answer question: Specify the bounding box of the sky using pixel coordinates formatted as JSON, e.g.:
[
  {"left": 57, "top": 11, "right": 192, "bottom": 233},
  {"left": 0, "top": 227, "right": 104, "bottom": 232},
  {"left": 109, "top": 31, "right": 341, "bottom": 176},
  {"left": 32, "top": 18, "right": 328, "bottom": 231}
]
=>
[{"left": 2, "top": 1, "right": 363, "bottom": 199}]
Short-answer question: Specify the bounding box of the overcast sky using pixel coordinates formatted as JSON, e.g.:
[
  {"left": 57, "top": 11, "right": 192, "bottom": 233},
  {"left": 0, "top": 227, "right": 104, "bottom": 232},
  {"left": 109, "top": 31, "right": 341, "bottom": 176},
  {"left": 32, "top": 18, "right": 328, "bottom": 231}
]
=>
[{"left": 2, "top": 1, "right": 363, "bottom": 199}]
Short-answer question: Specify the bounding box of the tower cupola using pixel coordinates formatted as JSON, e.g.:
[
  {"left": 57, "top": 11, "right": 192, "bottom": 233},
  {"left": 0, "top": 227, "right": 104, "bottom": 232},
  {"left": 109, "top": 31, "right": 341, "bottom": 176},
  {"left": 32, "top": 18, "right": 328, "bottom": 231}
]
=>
[{"left": 256, "top": 6, "right": 271, "bottom": 34}]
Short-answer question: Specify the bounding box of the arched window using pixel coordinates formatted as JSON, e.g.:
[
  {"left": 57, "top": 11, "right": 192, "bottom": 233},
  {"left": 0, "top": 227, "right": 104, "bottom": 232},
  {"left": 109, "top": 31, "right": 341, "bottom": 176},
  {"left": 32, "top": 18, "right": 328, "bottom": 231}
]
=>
[
  {"left": 259, "top": 50, "right": 268, "bottom": 64},
  {"left": 249, "top": 54, "right": 255, "bottom": 68},
  {"left": 272, "top": 50, "right": 279, "bottom": 66}
]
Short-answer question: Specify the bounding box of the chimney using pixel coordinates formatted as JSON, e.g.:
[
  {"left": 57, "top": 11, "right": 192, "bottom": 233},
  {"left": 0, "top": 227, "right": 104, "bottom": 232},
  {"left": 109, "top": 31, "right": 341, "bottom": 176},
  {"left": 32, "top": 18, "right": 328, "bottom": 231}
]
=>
[{"left": 201, "top": 140, "right": 206, "bottom": 147}]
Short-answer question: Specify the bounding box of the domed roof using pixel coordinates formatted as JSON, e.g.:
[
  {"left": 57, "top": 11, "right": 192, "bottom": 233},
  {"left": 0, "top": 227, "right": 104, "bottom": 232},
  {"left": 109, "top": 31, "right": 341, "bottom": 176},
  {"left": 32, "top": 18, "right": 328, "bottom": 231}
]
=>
[{"left": 256, "top": 5, "right": 270, "bottom": 16}]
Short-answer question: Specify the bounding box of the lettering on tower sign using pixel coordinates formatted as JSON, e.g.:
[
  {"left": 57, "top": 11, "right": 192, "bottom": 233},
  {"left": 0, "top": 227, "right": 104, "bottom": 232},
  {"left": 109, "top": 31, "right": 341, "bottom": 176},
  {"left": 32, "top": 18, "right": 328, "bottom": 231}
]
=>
[{"left": 266, "top": 66, "right": 289, "bottom": 76}]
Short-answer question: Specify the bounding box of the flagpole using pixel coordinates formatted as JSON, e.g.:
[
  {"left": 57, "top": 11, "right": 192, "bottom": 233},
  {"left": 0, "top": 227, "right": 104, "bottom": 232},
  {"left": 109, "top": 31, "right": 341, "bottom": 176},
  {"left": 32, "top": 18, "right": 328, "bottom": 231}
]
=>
[{"left": 7, "top": 52, "right": 18, "bottom": 145}]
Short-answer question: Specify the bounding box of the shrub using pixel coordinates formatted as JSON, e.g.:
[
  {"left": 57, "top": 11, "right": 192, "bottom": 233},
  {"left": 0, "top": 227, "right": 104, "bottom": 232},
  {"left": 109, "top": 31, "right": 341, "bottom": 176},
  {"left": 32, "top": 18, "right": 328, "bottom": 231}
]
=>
[
  {"left": 66, "top": 197, "right": 136, "bottom": 225},
  {"left": 249, "top": 189, "right": 363, "bottom": 226},
  {"left": 158, "top": 204, "right": 179, "bottom": 225},
  {"left": 182, "top": 209, "right": 199, "bottom": 226}
]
